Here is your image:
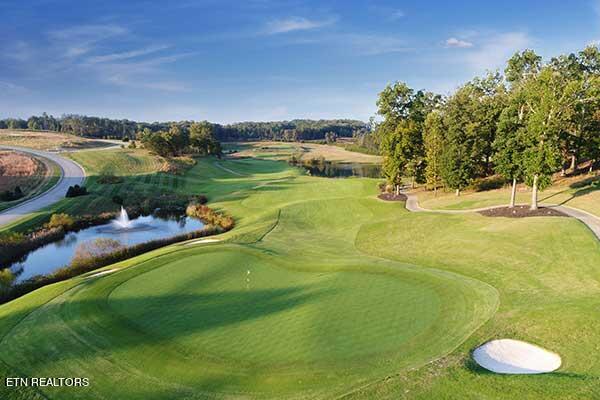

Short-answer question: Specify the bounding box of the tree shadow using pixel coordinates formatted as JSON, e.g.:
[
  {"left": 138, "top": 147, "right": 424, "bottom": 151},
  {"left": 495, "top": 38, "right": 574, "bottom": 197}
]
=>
[
  {"left": 0, "top": 283, "right": 335, "bottom": 369},
  {"left": 539, "top": 175, "right": 600, "bottom": 206}
]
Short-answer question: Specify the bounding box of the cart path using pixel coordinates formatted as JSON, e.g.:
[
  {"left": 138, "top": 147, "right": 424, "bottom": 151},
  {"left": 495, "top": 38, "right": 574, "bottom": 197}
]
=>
[
  {"left": 0, "top": 146, "right": 85, "bottom": 227},
  {"left": 402, "top": 190, "right": 600, "bottom": 242}
]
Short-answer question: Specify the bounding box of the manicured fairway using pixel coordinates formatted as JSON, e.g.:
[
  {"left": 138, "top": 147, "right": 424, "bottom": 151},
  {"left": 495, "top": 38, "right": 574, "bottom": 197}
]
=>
[{"left": 0, "top": 149, "right": 599, "bottom": 399}]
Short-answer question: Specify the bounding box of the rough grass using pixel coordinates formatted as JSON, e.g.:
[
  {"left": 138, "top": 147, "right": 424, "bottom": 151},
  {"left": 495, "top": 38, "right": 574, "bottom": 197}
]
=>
[
  {"left": 0, "top": 130, "right": 115, "bottom": 151},
  {"left": 226, "top": 141, "right": 382, "bottom": 163},
  {"left": 0, "top": 150, "right": 599, "bottom": 399}
]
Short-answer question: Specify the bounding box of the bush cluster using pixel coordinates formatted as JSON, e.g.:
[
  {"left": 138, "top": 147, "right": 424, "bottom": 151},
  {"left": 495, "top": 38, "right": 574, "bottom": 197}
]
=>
[
  {"left": 0, "top": 186, "right": 23, "bottom": 201},
  {"left": 65, "top": 184, "right": 87, "bottom": 198},
  {"left": 186, "top": 203, "right": 234, "bottom": 230}
]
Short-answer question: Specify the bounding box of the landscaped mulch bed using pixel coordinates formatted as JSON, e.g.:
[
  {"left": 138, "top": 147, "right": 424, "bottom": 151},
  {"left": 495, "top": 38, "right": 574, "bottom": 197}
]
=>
[
  {"left": 478, "top": 205, "right": 568, "bottom": 218},
  {"left": 378, "top": 193, "right": 407, "bottom": 202}
]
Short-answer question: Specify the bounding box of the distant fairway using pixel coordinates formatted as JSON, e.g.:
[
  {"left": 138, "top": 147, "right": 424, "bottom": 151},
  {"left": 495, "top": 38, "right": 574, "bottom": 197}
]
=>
[{"left": 0, "top": 149, "right": 599, "bottom": 399}]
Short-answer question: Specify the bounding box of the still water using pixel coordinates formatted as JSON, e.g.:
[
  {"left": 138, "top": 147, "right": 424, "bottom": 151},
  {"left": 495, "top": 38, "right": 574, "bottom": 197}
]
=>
[{"left": 9, "top": 214, "right": 204, "bottom": 283}]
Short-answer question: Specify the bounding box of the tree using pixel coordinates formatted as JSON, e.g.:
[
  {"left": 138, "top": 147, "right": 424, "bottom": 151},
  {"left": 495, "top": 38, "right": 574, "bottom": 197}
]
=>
[
  {"left": 190, "top": 121, "right": 221, "bottom": 155},
  {"left": 377, "top": 82, "right": 441, "bottom": 191},
  {"left": 493, "top": 102, "right": 527, "bottom": 207},
  {"left": 505, "top": 49, "right": 542, "bottom": 85},
  {"left": 439, "top": 85, "right": 480, "bottom": 195},
  {"left": 520, "top": 67, "right": 575, "bottom": 209},
  {"left": 423, "top": 111, "right": 445, "bottom": 194}
]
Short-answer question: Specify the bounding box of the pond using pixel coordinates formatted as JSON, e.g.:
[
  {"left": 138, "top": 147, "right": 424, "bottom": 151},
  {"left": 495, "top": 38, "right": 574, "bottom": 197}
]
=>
[
  {"left": 9, "top": 214, "right": 204, "bottom": 283},
  {"left": 301, "top": 162, "right": 381, "bottom": 178}
]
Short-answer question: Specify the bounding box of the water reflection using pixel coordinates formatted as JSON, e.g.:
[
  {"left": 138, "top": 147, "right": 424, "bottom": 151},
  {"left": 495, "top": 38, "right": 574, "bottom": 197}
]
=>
[
  {"left": 7, "top": 214, "right": 204, "bottom": 284},
  {"left": 301, "top": 161, "right": 381, "bottom": 178}
]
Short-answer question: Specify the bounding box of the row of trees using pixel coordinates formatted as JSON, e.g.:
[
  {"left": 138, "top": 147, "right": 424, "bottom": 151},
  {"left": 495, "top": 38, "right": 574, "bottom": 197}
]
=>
[
  {"left": 0, "top": 114, "right": 368, "bottom": 143},
  {"left": 138, "top": 122, "right": 222, "bottom": 158},
  {"left": 378, "top": 45, "right": 600, "bottom": 209}
]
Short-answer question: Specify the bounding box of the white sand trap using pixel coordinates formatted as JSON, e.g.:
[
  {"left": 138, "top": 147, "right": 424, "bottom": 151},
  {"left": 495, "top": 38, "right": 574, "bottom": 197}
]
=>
[
  {"left": 185, "top": 238, "right": 222, "bottom": 246},
  {"left": 473, "top": 339, "right": 561, "bottom": 374},
  {"left": 87, "top": 268, "right": 119, "bottom": 278}
]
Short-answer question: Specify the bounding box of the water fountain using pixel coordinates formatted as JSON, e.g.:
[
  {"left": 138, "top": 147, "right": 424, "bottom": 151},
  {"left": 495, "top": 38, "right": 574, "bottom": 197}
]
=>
[{"left": 113, "top": 206, "right": 134, "bottom": 229}]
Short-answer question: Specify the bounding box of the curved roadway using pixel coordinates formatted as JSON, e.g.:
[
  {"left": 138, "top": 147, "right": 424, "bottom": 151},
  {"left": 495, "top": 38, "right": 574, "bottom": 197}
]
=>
[{"left": 0, "top": 146, "right": 85, "bottom": 227}]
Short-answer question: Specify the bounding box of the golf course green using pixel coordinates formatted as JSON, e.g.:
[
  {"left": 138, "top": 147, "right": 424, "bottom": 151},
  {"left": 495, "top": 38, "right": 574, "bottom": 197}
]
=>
[{"left": 1, "top": 150, "right": 599, "bottom": 399}]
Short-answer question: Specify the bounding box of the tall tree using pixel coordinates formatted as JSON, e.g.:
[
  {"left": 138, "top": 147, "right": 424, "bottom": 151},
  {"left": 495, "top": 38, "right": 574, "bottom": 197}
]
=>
[
  {"left": 439, "top": 85, "right": 479, "bottom": 196},
  {"left": 377, "top": 82, "right": 441, "bottom": 191},
  {"left": 521, "top": 67, "right": 576, "bottom": 209},
  {"left": 493, "top": 100, "right": 527, "bottom": 207},
  {"left": 190, "top": 121, "right": 221, "bottom": 155},
  {"left": 423, "top": 111, "right": 445, "bottom": 194}
]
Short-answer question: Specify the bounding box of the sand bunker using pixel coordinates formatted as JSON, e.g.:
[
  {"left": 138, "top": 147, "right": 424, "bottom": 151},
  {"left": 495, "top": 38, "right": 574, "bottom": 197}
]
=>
[
  {"left": 186, "top": 238, "right": 222, "bottom": 246},
  {"left": 87, "top": 269, "right": 119, "bottom": 278},
  {"left": 473, "top": 339, "right": 561, "bottom": 374}
]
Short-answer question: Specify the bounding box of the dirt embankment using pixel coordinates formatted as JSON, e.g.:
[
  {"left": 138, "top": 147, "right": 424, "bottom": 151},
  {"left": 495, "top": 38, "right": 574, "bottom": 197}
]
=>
[{"left": 0, "top": 150, "right": 48, "bottom": 193}]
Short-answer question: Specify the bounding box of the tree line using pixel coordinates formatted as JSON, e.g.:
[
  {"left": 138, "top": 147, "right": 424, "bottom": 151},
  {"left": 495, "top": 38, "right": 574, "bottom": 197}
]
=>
[
  {"left": 138, "top": 122, "right": 222, "bottom": 158},
  {"left": 377, "top": 45, "right": 600, "bottom": 210},
  {"left": 0, "top": 114, "right": 368, "bottom": 143}
]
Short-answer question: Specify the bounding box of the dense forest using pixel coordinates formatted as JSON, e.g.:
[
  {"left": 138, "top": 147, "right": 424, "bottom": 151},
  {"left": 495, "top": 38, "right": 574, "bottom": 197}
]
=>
[
  {"left": 377, "top": 44, "right": 600, "bottom": 210},
  {"left": 0, "top": 115, "right": 368, "bottom": 143}
]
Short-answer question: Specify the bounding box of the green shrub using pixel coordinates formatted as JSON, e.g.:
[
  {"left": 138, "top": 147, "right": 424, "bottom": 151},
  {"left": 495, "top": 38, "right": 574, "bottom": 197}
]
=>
[
  {"left": 0, "top": 231, "right": 25, "bottom": 246},
  {"left": 65, "top": 184, "right": 87, "bottom": 197},
  {"left": 47, "top": 213, "right": 75, "bottom": 229}
]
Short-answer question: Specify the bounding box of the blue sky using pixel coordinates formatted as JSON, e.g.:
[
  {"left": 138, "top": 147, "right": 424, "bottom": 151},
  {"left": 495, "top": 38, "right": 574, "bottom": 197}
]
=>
[{"left": 1, "top": 0, "right": 599, "bottom": 123}]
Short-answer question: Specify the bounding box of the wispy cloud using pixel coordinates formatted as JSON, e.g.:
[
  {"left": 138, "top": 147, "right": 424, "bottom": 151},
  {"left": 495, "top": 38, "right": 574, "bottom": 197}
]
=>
[
  {"left": 0, "top": 81, "right": 29, "bottom": 94},
  {"left": 389, "top": 10, "right": 405, "bottom": 20},
  {"left": 463, "top": 32, "right": 531, "bottom": 72},
  {"left": 48, "top": 24, "right": 128, "bottom": 58},
  {"left": 445, "top": 37, "right": 473, "bottom": 48},
  {"left": 265, "top": 16, "right": 337, "bottom": 34},
  {"left": 345, "top": 34, "right": 408, "bottom": 55},
  {"left": 6, "top": 41, "right": 34, "bottom": 62},
  {"left": 106, "top": 75, "right": 189, "bottom": 92},
  {"left": 84, "top": 45, "right": 170, "bottom": 64},
  {"left": 88, "top": 52, "right": 195, "bottom": 92},
  {"left": 274, "top": 31, "right": 408, "bottom": 56}
]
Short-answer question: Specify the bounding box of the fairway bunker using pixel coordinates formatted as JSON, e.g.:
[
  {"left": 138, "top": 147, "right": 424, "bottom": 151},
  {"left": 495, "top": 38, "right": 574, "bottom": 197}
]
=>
[{"left": 473, "top": 339, "right": 561, "bottom": 374}]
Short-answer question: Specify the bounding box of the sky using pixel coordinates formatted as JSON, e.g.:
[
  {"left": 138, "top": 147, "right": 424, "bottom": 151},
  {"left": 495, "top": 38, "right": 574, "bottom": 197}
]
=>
[{"left": 1, "top": 0, "right": 599, "bottom": 123}]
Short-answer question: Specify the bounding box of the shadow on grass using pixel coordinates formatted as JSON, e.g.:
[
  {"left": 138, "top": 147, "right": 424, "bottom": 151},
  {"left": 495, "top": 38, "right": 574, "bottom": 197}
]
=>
[
  {"left": 539, "top": 175, "right": 600, "bottom": 206},
  {"left": 0, "top": 284, "right": 335, "bottom": 370},
  {"left": 465, "top": 355, "right": 595, "bottom": 380}
]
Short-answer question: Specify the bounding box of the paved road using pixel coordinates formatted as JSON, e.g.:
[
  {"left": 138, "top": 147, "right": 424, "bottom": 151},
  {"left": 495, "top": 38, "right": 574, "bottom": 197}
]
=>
[
  {"left": 0, "top": 146, "right": 85, "bottom": 227},
  {"left": 401, "top": 190, "right": 600, "bottom": 242}
]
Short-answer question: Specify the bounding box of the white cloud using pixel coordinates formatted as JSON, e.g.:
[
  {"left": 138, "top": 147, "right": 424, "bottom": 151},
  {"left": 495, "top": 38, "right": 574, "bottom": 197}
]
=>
[
  {"left": 84, "top": 45, "right": 170, "bottom": 64},
  {"left": 88, "top": 52, "right": 194, "bottom": 92},
  {"left": 389, "top": 10, "right": 405, "bottom": 20},
  {"left": 48, "top": 24, "right": 128, "bottom": 58},
  {"left": 265, "top": 16, "right": 337, "bottom": 34},
  {"left": 445, "top": 37, "right": 473, "bottom": 48},
  {"left": 463, "top": 32, "right": 531, "bottom": 72}
]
